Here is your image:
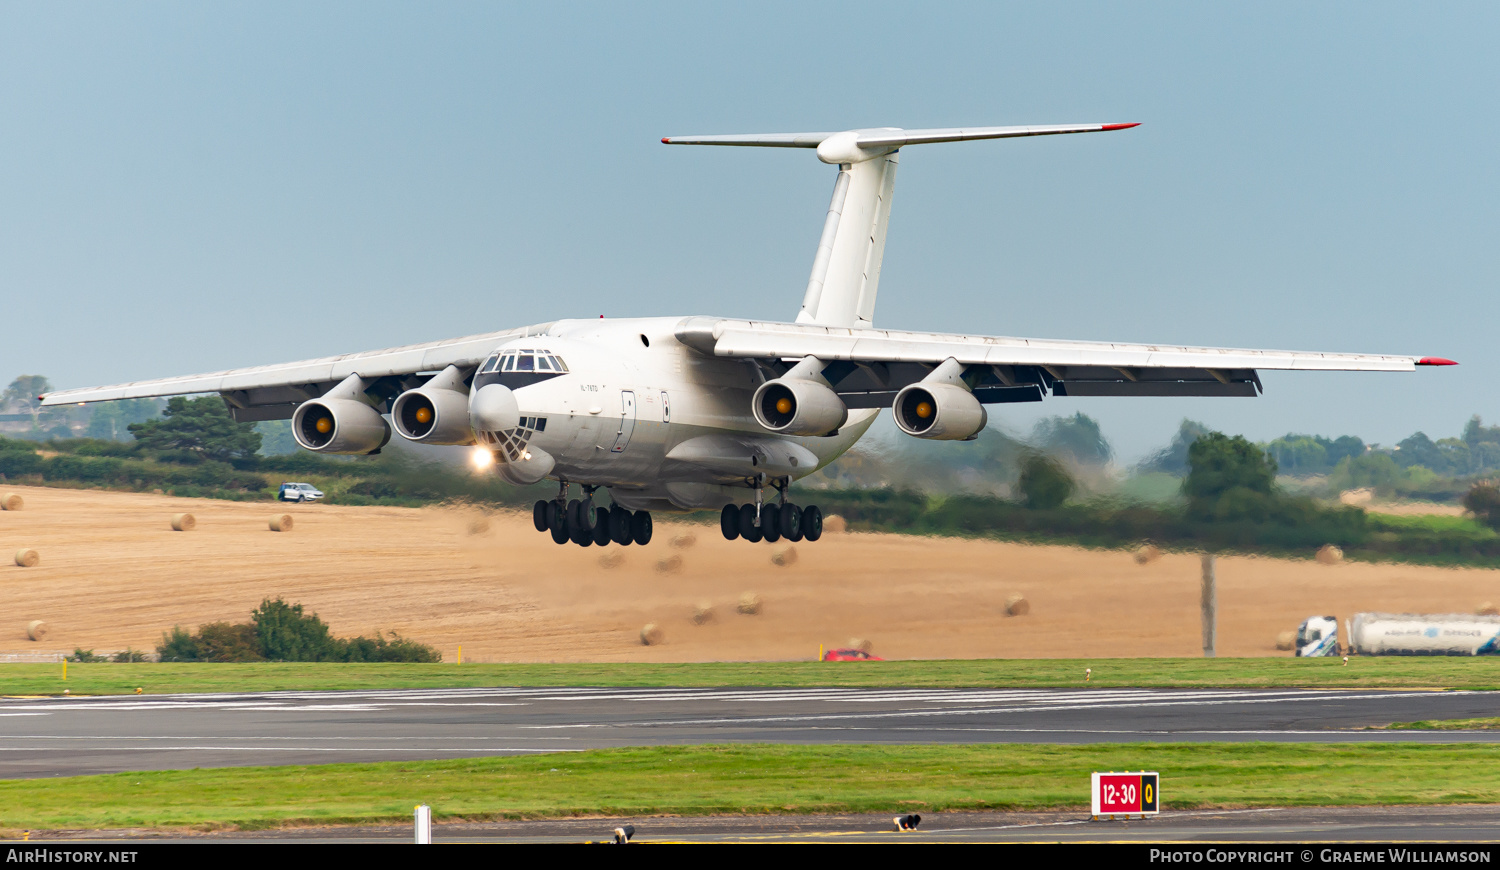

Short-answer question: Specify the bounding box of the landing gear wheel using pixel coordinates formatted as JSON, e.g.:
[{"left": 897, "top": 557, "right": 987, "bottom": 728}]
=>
[
  {"left": 550, "top": 514, "right": 569, "bottom": 545},
  {"left": 737, "top": 504, "right": 762, "bottom": 543},
  {"left": 547, "top": 500, "right": 565, "bottom": 534},
  {"left": 609, "top": 506, "right": 633, "bottom": 545},
  {"left": 780, "top": 503, "right": 803, "bottom": 541},
  {"left": 801, "top": 505, "right": 823, "bottom": 542},
  {"left": 720, "top": 504, "right": 740, "bottom": 541},
  {"left": 532, "top": 500, "right": 549, "bottom": 533},
  {"left": 761, "top": 504, "right": 782, "bottom": 543},
  {"left": 630, "top": 510, "right": 653, "bottom": 546},
  {"left": 592, "top": 507, "right": 612, "bottom": 546},
  {"left": 567, "top": 500, "right": 594, "bottom": 546}
]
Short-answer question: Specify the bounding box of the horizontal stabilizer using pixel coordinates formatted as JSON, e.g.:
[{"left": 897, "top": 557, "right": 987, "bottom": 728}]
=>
[{"left": 662, "top": 123, "right": 1138, "bottom": 150}]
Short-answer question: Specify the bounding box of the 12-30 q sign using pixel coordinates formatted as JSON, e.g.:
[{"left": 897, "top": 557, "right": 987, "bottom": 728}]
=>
[{"left": 1091, "top": 771, "right": 1160, "bottom": 817}]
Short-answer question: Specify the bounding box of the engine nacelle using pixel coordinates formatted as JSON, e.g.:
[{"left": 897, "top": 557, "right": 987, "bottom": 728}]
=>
[
  {"left": 292, "top": 398, "right": 392, "bottom": 454},
  {"left": 752, "top": 378, "right": 848, "bottom": 436},
  {"left": 392, "top": 387, "right": 474, "bottom": 445},
  {"left": 893, "top": 382, "right": 987, "bottom": 441},
  {"left": 468, "top": 383, "right": 520, "bottom": 433}
]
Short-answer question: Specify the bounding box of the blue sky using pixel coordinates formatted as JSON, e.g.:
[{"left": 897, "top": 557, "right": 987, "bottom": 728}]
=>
[{"left": 3, "top": 2, "right": 1495, "bottom": 461}]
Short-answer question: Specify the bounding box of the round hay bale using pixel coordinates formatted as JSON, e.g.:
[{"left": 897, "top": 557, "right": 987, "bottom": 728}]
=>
[
  {"left": 848, "top": 637, "right": 873, "bottom": 654},
  {"left": 1275, "top": 630, "right": 1296, "bottom": 651},
  {"left": 1133, "top": 544, "right": 1161, "bottom": 565},
  {"left": 1004, "top": 594, "right": 1030, "bottom": 617},
  {"left": 14, "top": 548, "right": 38, "bottom": 568},
  {"left": 269, "top": 514, "right": 293, "bottom": 533},
  {"left": 1315, "top": 544, "right": 1343, "bottom": 565},
  {"left": 26, "top": 620, "right": 47, "bottom": 642},
  {"left": 736, "top": 592, "right": 763, "bottom": 615},
  {"left": 669, "top": 533, "right": 697, "bottom": 550},
  {"left": 1479, "top": 602, "right": 1500, "bottom": 617},
  {"left": 170, "top": 513, "right": 196, "bottom": 532},
  {"left": 1339, "top": 488, "right": 1374, "bottom": 506},
  {"left": 770, "top": 545, "right": 799, "bottom": 567},
  {"left": 466, "top": 516, "right": 491, "bottom": 536},
  {"left": 655, "top": 554, "right": 683, "bottom": 574},
  {"left": 597, "top": 551, "right": 626, "bottom": 569},
  {"left": 822, "top": 514, "right": 847, "bottom": 534},
  {"left": 639, "top": 623, "right": 664, "bottom": 646},
  {"left": 1, "top": 493, "right": 22, "bottom": 511},
  {"left": 692, "top": 603, "right": 716, "bottom": 625}
]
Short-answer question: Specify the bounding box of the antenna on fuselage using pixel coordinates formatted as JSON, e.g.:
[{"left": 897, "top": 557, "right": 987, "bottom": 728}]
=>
[{"left": 663, "top": 123, "right": 1139, "bottom": 330}]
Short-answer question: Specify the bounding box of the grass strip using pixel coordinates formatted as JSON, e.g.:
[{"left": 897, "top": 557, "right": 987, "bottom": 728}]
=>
[
  {"left": 3, "top": 743, "right": 1499, "bottom": 832},
  {"left": 1384, "top": 718, "right": 1500, "bottom": 731},
  {"left": 5, "top": 657, "right": 1500, "bottom": 696}
]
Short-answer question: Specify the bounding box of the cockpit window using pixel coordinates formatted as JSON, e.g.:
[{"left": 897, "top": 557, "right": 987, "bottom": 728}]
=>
[
  {"left": 500, "top": 354, "right": 516, "bottom": 372},
  {"left": 481, "top": 354, "right": 501, "bottom": 374},
  {"left": 517, "top": 355, "right": 535, "bottom": 372},
  {"left": 537, "top": 357, "right": 554, "bottom": 371},
  {"left": 552, "top": 355, "right": 569, "bottom": 372}
]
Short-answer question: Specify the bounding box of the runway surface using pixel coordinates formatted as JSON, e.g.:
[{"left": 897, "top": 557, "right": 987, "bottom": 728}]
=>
[
  {"left": 29, "top": 806, "right": 1500, "bottom": 843},
  {"left": 1, "top": 686, "right": 1498, "bottom": 777}
]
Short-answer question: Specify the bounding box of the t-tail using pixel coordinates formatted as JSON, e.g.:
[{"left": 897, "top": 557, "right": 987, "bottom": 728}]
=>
[{"left": 663, "top": 122, "right": 1139, "bottom": 329}]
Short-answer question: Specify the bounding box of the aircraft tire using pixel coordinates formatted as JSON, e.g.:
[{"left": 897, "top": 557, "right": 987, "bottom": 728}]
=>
[
  {"left": 532, "top": 500, "right": 549, "bottom": 533},
  {"left": 609, "top": 506, "right": 633, "bottom": 545},
  {"left": 550, "top": 517, "right": 569, "bottom": 545},
  {"left": 761, "top": 504, "right": 782, "bottom": 543},
  {"left": 780, "top": 504, "right": 803, "bottom": 540},
  {"left": 801, "top": 505, "right": 823, "bottom": 542},
  {"left": 630, "top": 510, "right": 653, "bottom": 546},
  {"left": 547, "top": 500, "right": 565, "bottom": 534},
  {"left": 737, "top": 504, "right": 762, "bottom": 543},
  {"left": 592, "top": 508, "right": 612, "bottom": 546},
  {"left": 720, "top": 504, "right": 740, "bottom": 540}
]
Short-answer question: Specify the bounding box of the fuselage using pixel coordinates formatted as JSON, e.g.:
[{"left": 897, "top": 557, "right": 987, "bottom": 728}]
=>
[{"left": 470, "top": 317, "right": 877, "bottom": 511}]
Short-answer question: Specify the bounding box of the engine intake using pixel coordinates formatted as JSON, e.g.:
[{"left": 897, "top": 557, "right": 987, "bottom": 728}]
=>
[
  {"left": 292, "top": 398, "right": 391, "bottom": 454},
  {"left": 752, "top": 378, "right": 848, "bottom": 436},
  {"left": 893, "top": 382, "right": 987, "bottom": 441},
  {"left": 392, "top": 387, "right": 474, "bottom": 445}
]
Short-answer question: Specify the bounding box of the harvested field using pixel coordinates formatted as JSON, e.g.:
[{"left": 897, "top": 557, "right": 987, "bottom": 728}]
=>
[{"left": 1, "top": 485, "right": 1499, "bottom": 662}]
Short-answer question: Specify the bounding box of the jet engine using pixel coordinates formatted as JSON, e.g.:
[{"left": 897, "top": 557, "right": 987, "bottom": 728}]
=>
[
  {"left": 392, "top": 367, "right": 476, "bottom": 446},
  {"left": 292, "top": 398, "right": 391, "bottom": 454},
  {"left": 893, "top": 382, "right": 987, "bottom": 441},
  {"left": 751, "top": 378, "right": 848, "bottom": 436}
]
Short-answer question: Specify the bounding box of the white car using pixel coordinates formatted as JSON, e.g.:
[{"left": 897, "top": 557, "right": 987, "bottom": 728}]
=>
[{"left": 277, "top": 482, "right": 324, "bottom": 503}]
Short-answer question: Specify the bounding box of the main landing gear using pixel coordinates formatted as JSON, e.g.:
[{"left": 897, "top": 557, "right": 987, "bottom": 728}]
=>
[
  {"left": 719, "top": 478, "right": 823, "bottom": 544},
  {"left": 532, "top": 483, "right": 651, "bottom": 548}
]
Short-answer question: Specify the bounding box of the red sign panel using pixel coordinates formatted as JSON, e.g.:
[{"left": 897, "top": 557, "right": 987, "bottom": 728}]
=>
[{"left": 1091, "top": 771, "right": 1160, "bottom": 816}]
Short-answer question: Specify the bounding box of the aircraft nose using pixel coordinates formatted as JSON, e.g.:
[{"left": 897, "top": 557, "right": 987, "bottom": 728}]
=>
[{"left": 469, "top": 384, "right": 520, "bottom": 432}]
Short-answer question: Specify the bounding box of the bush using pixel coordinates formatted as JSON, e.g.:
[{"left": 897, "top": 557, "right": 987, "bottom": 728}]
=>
[
  {"left": 252, "top": 598, "right": 336, "bottom": 661},
  {"left": 66, "top": 648, "right": 109, "bottom": 663},
  {"left": 1017, "top": 452, "right": 1075, "bottom": 509},
  {"left": 1465, "top": 483, "right": 1500, "bottom": 531}
]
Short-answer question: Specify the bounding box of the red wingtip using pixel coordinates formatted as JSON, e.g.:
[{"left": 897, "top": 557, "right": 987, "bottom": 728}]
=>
[
  {"left": 661, "top": 137, "right": 671, "bottom": 144},
  {"left": 1417, "top": 357, "right": 1459, "bottom": 366},
  {"left": 1100, "top": 123, "right": 1140, "bottom": 131}
]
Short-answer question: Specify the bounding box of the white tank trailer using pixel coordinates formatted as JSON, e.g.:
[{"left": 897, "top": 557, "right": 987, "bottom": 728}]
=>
[{"left": 1347, "top": 613, "right": 1500, "bottom": 656}]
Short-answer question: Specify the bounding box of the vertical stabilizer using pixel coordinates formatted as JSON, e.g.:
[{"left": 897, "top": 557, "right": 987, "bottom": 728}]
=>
[
  {"left": 662, "top": 122, "right": 1139, "bottom": 330},
  {"left": 798, "top": 153, "right": 898, "bottom": 328}
]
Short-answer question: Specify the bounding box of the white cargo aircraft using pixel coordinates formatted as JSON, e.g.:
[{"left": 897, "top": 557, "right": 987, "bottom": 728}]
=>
[{"left": 42, "top": 123, "right": 1454, "bottom": 547}]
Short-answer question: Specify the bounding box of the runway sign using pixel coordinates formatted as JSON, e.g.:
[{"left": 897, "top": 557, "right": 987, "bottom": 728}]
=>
[{"left": 1091, "top": 771, "right": 1159, "bottom": 818}]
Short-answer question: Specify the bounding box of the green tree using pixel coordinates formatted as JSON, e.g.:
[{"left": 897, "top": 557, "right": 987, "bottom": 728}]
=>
[
  {"left": 129, "top": 396, "right": 261, "bottom": 465},
  {"left": 1017, "top": 451, "right": 1076, "bottom": 509},
  {"left": 252, "top": 598, "right": 336, "bottom": 661},
  {"left": 1031, "top": 413, "right": 1113, "bottom": 466},
  {"left": 255, "top": 419, "right": 300, "bottom": 456},
  {"left": 1141, "top": 419, "right": 1212, "bottom": 475},
  {"left": 1183, "top": 432, "right": 1277, "bottom": 519},
  {"left": 1464, "top": 483, "right": 1500, "bottom": 532},
  {"left": 2, "top": 375, "right": 50, "bottom": 427},
  {"left": 1329, "top": 453, "right": 1403, "bottom": 490},
  {"left": 86, "top": 399, "right": 164, "bottom": 441}
]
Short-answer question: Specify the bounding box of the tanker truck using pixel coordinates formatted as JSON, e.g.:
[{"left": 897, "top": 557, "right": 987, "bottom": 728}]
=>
[{"left": 1347, "top": 612, "right": 1500, "bottom": 656}]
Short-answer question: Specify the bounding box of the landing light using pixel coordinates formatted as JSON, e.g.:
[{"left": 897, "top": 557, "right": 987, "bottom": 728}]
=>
[{"left": 470, "top": 446, "right": 494, "bottom": 470}]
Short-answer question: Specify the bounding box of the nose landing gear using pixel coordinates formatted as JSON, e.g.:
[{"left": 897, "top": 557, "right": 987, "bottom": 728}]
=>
[
  {"left": 533, "top": 482, "right": 653, "bottom": 548},
  {"left": 719, "top": 478, "right": 823, "bottom": 543}
]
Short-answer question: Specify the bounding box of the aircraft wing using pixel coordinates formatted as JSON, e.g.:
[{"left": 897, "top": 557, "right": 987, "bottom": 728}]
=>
[
  {"left": 39, "top": 323, "right": 553, "bottom": 422},
  {"left": 675, "top": 317, "right": 1453, "bottom": 408}
]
